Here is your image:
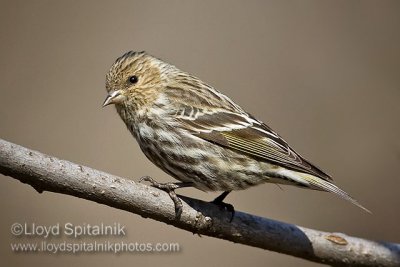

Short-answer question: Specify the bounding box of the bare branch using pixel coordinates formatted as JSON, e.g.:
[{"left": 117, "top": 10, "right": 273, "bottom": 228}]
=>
[{"left": 0, "top": 138, "right": 399, "bottom": 266}]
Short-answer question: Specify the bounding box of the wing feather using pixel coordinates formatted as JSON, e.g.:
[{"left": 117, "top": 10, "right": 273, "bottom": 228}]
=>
[
  {"left": 178, "top": 110, "right": 332, "bottom": 181},
  {"left": 164, "top": 79, "right": 331, "bottom": 181}
]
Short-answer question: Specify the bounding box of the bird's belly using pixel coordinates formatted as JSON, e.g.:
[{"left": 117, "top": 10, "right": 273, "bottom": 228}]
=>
[{"left": 135, "top": 125, "right": 268, "bottom": 191}]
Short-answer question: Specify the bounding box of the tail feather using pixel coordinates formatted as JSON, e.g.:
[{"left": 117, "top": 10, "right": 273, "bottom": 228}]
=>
[
  {"left": 275, "top": 169, "right": 371, "bottom": 213},
  {"left": 299, "top": 173, "right": 371, "bottom": 213}
]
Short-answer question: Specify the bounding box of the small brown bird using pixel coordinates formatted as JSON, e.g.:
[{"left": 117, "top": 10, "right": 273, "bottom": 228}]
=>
[{"left": 103, "top": 51, "right": 369, "bottom": 218}]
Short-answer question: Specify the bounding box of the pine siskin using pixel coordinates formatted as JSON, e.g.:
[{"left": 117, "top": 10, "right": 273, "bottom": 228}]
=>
[{"left": 103, "top": 51, "right": 370, "bottom": 218}]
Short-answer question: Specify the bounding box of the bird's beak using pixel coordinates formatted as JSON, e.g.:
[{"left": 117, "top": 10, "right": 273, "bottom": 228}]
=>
[{"left": 102, "top": 90, "right": 124, "bottom": 107}]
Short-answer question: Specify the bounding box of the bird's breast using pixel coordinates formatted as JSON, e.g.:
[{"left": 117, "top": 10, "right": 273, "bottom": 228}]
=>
[{"left": 131, "top": 120, "right": 269, "bottom": 191}]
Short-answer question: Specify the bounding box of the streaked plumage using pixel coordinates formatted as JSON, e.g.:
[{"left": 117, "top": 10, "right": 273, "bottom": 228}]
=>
[{"left": 103, "top": 51, "right": 369, "bottom": 213}]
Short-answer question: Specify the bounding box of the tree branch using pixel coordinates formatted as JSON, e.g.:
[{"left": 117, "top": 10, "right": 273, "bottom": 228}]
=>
[{"left": 0, "top": 138, "right": 398, "bottom": 266}]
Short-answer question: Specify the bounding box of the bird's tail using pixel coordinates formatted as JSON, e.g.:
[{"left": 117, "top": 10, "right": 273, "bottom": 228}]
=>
[
  {"left": 277, "top": 169, "right": 371, "bottom": 213},
  {"left": 299, "top": 172, "right": 371, "bottom": 213}
]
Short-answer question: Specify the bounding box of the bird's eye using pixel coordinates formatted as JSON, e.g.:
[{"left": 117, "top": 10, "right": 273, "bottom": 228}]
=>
[{"left": 129, "top": 75, "right": 138, "bottom": 84}]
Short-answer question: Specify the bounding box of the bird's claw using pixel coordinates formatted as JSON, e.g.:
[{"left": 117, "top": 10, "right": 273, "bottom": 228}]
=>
[
  {"left": 139, "top": 176, "right": 183, "bottom": 219},
  {"left": 212, "top": 200, "right": 235, "bottom": 222},
  {"left": 211, "top": 191, "right": 235, "bottom": 222}
]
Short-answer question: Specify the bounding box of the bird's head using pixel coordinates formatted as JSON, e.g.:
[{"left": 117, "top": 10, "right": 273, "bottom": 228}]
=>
[{"left": 103, "top": 51, "right": 167, "bottom": 110}]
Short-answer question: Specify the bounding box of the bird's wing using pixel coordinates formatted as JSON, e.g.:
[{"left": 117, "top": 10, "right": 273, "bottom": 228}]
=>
[{"left": 175, "top": 106, "right": 332, "bottom": 181}]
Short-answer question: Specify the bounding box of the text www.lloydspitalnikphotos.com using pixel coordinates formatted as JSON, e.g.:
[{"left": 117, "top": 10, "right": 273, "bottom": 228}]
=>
[{"left": 10, "top": 222, "right": 180, "bottom": 254}]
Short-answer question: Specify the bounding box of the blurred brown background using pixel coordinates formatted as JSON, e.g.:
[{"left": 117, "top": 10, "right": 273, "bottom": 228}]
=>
[{"left": 1, "top": 0, "right": 399, "bottom": 266}]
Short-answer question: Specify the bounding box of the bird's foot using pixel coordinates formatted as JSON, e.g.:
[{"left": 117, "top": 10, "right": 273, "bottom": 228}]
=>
[
  {"left": 139, "top": 176, "right": 192, "bottom": 219},
  {"left": 211, "top": 191, "right": 235, "bottom": 222}
]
